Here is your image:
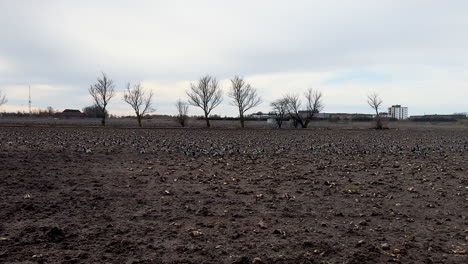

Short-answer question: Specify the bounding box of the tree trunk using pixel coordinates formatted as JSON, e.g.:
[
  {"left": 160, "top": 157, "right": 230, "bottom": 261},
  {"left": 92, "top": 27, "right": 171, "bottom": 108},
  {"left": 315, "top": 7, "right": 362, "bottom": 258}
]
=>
[
  {"left": 101, "top": 107, "right": 106, "bottom": 126},
  {"left": 204, "top": 112, "right": 211, "bottom": 127},
  {"left": 293, "top": 119, "right": 298, "bottom": 128},
  {"left": 375, "top": 109, "right": 382, "bottom": 129},
  {"left": 275, "top": 118, "right": 282, "bottom": 129},
  {"left": 376, "top": 117, "right": 383, "bottom": 129},
  {"left": 240, "top": 115, "right": 245, "bottom": 128},
  {"left": 137, "top": 115, "right": 142, "bottom": 128},
  {"left": 299, "top": 118, "right": 306, "bottom": 128}
]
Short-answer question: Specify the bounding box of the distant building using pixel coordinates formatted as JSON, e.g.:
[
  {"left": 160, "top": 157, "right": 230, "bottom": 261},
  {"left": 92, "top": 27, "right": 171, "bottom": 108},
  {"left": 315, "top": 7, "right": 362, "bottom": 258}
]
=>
[
  {"left": 379, "top": 112, "right": 389, "bottom": 118},
  {"left": 250, "top": 112, "right": 273, "bottom": 119},
  {"left": 388, "top": 105, "right": 408, "bottom": 120},
  {"left": 60, "top": 109, "right": 83, "bottom": 118},
  {"left": 297, "top": 112, "right": 374, "bottom": 121}
]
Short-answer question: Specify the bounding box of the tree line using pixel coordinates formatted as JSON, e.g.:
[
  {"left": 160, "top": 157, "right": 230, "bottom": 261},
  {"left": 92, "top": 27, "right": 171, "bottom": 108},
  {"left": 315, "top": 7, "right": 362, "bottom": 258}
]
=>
[
  {"left": 0, "top": 73, "right": 386, "bottom": 129},
  {"left": 88, "top": 72, "right": 326, "bottom": 128},
  {"left": 88, "top": 73, "right": 264, "bottom": 128}
]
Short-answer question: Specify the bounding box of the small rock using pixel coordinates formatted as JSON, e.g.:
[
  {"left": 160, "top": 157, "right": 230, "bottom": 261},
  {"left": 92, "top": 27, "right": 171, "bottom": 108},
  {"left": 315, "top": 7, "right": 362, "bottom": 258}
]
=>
[
  {"left": 252, "top": 257, "right": 265, "bottom": 264},
  {"left": 190, "top": 230, "right": 202, "bottom": 237},
  {"left": 272, "top": 229, "right": 282, "bottom": 234},
  {"left": 381, "top": 243, "right": 391, "bottom": 250},
  {"left": 358, "top": 220, "right": 368, "bottom": 226}
]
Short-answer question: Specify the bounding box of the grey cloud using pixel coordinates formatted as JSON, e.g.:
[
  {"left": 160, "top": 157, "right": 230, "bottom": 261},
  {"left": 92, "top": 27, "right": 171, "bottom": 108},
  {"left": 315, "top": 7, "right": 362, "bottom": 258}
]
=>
[{"left": 1, "top": 0, "right": 468, "bottom": 115}]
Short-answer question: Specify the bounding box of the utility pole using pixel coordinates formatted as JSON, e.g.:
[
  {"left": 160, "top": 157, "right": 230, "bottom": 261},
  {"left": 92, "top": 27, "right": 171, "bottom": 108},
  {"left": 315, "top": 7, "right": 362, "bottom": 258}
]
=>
[{"left": 29, "top": 85, "right": 31, "bottom": 115}]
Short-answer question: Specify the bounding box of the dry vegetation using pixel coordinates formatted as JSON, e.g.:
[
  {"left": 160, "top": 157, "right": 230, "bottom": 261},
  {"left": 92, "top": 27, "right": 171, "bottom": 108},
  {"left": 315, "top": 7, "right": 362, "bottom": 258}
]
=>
[{"left": 0, "top": 126, "right": 467, "bottom": 263}]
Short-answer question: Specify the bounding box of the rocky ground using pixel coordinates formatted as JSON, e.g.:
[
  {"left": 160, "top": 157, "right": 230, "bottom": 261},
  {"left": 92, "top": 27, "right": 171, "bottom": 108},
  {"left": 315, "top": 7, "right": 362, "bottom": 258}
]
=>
[{"left": 0, "top": 126, "right": 467, "bottom": 263}]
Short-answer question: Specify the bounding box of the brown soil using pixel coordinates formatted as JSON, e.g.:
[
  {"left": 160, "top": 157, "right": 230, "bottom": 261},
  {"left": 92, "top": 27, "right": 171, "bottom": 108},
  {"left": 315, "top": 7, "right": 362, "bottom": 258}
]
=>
[{"left": 0, "top": 127, "right": 467, "bottom": 263}]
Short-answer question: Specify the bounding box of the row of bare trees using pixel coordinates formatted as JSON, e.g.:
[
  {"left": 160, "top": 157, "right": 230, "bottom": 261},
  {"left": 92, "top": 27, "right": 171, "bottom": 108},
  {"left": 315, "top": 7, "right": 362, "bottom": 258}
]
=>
[
  {"left": 2, "top": 74, "right": 322, "bottom": 128},
  {"left": 270, "top": 89, "right": 324, "bottom": 128},
  {"left": 1, "top": 74, "right": 384, "bottom": 129},
  {"left": 88, "top": 73, "right": 154, "bottom": 127},
  {"left": 185, "top": 76, "right": 327, "bottom": 129},
  {"left": 88, "top": 73, "right": 263, "bottom": 128},
  {"left": 186, "top": 75, "right": 262, "bottom": 128},
  {"left": 270, "top": 90, "right": 385, "bottom": 129}
]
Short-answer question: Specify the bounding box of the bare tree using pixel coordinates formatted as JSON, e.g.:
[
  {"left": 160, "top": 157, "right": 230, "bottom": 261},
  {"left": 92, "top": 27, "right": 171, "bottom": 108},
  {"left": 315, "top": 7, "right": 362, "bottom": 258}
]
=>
[
  {"left": 303, "top": 88, "right": 324, "bottom": 127},
  {"left": 175, "top": 99, "right": 189, "bottom": 127},
  {"left": 123, "top": 83, "right": 154, "bottom": 128},
  {"left": 0, "top": 89, "right": 7, "bottom": 107},
  {"left": 270, "top": 98, "right": 288, "bottom": 128},
  {"left": 46, "top": 106, "right": 54, "bottom": 115},
  {"left": 186, "top": 75, "right": 222, "bottom": 127},
  {"left": 284, "top": 94, "right": 306, "bottom": 128},
  {"left": 367, "top": 91, "right": 384, "bottom": 129},
  {"left": 282, "top": 89, "right": 324, "bottom": 128},
  {"left": 89, "top": 72, "right": 115, "bottom": 126},
  {"left": 228, "top": 76, "right": 262, "bottom": 128}
]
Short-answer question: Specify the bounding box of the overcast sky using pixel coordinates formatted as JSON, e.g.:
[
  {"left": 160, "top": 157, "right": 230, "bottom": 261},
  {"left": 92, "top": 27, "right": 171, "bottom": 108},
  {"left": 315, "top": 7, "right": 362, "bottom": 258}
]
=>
[{"left": 1, "top": 0, "right": 467, "bottom": 116}]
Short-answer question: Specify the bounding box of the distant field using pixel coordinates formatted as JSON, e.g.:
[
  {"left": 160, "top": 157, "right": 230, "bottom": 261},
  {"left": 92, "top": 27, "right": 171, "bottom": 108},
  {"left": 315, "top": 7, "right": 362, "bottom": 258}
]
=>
[
  {"left": 1, "top": 116, "right": 468, "bottom": 130},
  {"left": 0, "top": 126, "right": 467, "bottom": 263}
]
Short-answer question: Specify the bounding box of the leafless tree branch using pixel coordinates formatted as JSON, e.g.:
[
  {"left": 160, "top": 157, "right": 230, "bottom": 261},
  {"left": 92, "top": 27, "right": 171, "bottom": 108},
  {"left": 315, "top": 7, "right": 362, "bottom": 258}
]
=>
[
  {"left": 88, "top": 72, "right": 115, "bottom": 126},
  {"left": 304, "top": 88, "right": 324, "bottom": 127},
  {"left": 123, "top": 83, "right": 155, "bottom": 127},
  {"left": 367, "top": 91, "right": 384, "bottom": 129},
  {"left": 0, "top": 89, "right": 7, "bottom": 107},
  {"left": 284, "top": 94, "right": 306, "bottom": 128},
  {"left": 186, "top": 75, "right": 222, "bottom": 127},
  {"left": 175, "top": 99, "right": 189, "bottom": 127},
  {"left": 228, "top": 76, "right": 261, "bottom": 128},
  {"left": 271, "top": 98, "right": 288, "bottom": 128}
]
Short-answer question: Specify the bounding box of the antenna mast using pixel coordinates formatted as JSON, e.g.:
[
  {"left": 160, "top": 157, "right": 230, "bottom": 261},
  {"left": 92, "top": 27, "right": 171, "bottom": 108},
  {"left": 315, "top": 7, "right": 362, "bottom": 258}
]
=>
[{"left": 29, "top": 85, "right": 31, "bottom": 115}]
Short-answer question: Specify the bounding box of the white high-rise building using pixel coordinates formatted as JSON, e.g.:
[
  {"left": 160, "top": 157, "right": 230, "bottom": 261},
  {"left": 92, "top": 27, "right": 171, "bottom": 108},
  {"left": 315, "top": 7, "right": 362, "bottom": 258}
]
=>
[{"left": 388, "top": 105, "right": 408, "bottom": 120}]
